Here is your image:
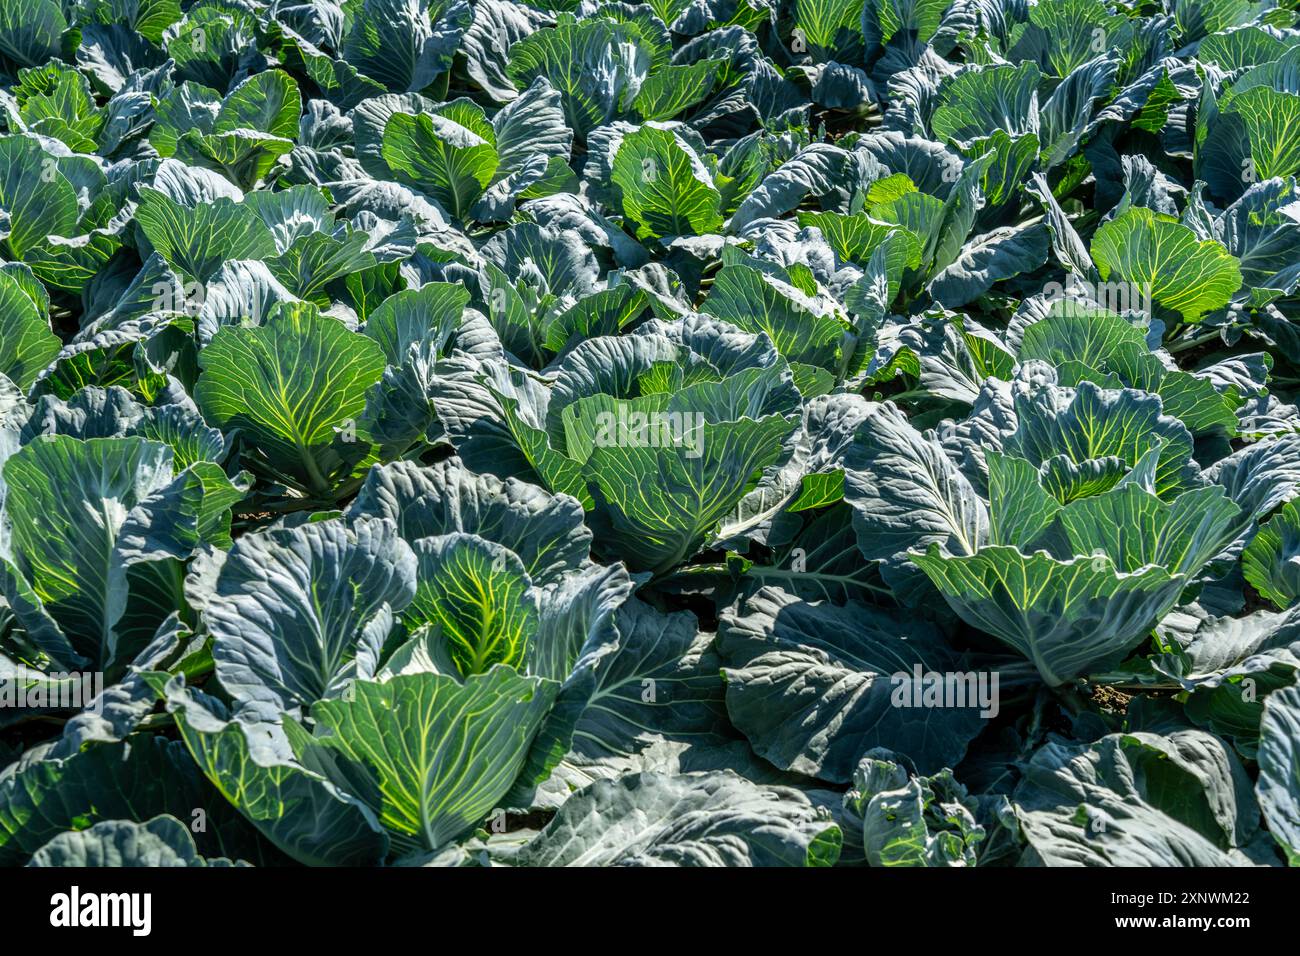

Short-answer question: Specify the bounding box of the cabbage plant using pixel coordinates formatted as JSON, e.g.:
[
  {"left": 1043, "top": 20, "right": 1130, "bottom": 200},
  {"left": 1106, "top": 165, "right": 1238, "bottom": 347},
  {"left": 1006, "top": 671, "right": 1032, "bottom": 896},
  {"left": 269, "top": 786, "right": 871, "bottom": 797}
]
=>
[{"left": 2, "top": 0, "right": 1300, "bottom": 871}]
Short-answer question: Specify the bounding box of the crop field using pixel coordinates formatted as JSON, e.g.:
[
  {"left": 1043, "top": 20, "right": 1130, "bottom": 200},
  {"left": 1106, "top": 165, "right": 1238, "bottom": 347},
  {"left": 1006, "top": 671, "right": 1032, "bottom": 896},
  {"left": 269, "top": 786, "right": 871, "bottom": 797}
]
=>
[{"left": 0, "top": 0, "right": 1297, "bottom": 871}]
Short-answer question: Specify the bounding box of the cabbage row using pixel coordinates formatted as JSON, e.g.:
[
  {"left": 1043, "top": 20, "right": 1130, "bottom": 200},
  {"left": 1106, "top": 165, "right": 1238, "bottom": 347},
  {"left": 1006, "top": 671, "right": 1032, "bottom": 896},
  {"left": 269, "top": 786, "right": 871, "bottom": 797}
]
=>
[{"left": 1, "top": 0, "right": 1299, "bottom": 868}]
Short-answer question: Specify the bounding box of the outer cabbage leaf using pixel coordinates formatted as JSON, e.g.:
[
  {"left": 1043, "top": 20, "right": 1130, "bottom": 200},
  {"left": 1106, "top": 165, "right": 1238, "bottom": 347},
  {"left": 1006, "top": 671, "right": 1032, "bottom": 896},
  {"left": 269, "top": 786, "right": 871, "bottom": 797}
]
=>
[
  {"left": 611, "top": 125, "right": 723, "bottom": 239},
  {"left": 1243, "top": 498, "right": 1300, "bottom": 609},
  {"left": 1011, "top": 730, "right": 1259, "bottom": 866},
  {"left": 718, "top": 587, "right": 988, "bottom": 779},
  {"left": 1257, "top": 682, "right": 1300, "bottom": 864},
  {"left": 204, "top": 516, "right": 417, "bottom": 715},
  {"left": 504, "top": 771, "right": 841, "bottom": 866},
  {"left": 158, "top": 680, "right": 390, "bottom": 866},
  {"left": 347, "top": 458, "right": 591, "bottom": 586},
  {"left": 341, "top": 0, "right": 472, "bottom": 93},
  {"left": 194, "top": 307, "right": 385, "bottom": 497},
  {"left": 912, "top": 546, "right": 1183, "bottom": 686},
  {"left": 843, "top": 401, "right": 988, "bottom": 561},
  {"left": 1090, "top": 208, "right": 1242, "bottom": 323},
  {"left": 27, "top": 815, "right": 246, "bottom": 867},
  {"left": 286, "top": 668, "right": 557, "bottom": 855}
]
